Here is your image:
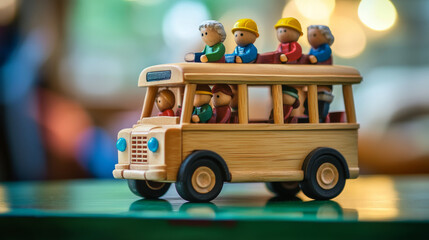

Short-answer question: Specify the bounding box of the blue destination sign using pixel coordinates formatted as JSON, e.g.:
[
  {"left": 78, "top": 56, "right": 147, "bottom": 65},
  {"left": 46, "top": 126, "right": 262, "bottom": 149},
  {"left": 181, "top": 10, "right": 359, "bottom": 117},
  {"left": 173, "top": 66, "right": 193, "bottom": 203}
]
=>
[{"left": 146, "top": 70, "right": 171, "bottom": 82}]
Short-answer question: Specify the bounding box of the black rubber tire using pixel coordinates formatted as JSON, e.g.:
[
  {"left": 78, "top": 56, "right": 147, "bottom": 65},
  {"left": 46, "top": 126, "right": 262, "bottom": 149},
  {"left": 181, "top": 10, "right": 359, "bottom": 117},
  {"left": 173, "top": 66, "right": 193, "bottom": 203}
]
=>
[
  {"left": 128, "top": 180, "right": 171, "bottom": 199},
  {"left": 175, "top": 158, "right": 224, "bottom": 202},
  {"left": 300, "top": 154, "right": 346, "bottom": 200},
  {"left": 266, "top": 181, "right": 300, "bottom": 197}
]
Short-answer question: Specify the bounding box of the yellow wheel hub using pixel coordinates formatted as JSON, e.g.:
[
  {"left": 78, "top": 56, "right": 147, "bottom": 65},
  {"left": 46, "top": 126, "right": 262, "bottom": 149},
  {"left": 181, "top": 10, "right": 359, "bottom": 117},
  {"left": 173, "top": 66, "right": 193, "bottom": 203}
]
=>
[
  {"left": 316, "top": 163, "right": 339, "bottom": 190},
  {"left": 191, "top": 166, "right": 216, "bottom": 194}
]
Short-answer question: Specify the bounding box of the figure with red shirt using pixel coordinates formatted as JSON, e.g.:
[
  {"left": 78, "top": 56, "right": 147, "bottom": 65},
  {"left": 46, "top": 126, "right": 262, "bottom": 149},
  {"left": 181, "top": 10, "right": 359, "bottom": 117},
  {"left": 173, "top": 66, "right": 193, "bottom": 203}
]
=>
[
  {"left": 257, "top": 17, "right": 303, "bottom": 64},
  {"left": 155, "top": 89, "right": 175, "bottom": 116},
  {"left": 280, "top": 86, "right": 300, "bottom": 122},
  {"left": 212, "top": 84, "right": 233, "bottom": 123}
]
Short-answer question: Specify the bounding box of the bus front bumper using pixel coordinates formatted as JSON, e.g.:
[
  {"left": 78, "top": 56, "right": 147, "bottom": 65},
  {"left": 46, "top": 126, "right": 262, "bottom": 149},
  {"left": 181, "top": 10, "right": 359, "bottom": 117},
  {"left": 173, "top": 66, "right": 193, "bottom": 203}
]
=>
[{"left": 112, "top": 165, "right": 167, "bottom": 181}]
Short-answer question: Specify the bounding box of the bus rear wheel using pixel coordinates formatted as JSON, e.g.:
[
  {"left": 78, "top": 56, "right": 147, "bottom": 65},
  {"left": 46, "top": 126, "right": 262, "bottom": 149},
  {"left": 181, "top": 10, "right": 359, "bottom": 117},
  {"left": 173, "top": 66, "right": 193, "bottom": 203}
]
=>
[
  {"left": 128, "top": 180, "right": 171, "bottom": 199},
  {"left": 300, "top": 154, "right": 346, "bottom": 200},
  {"left": 266, "top": 181, "right": 300, "bottom": 198},
  {"left": 176, "top": 159, "right": 224, "bottom": 202}
]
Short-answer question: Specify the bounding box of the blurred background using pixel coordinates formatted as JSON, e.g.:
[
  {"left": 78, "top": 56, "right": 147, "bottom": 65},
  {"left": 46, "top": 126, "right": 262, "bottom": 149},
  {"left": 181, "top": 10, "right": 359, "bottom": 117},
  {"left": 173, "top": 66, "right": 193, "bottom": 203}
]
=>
[{"left": 0, "top": 0, "right": 428, "bottom": 181}]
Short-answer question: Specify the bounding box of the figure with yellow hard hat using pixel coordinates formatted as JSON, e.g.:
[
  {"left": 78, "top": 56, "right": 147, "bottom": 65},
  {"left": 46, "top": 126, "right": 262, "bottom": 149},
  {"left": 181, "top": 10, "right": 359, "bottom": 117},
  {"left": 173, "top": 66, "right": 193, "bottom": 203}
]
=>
[
  {"left": 258, "top": 17, "right": 303, "bottom": 64},
  {"left": 185, "top": 20, "right": 226, "bottom": 63},
  {"left": 225, "top": 18, "right": 259, "bottom": 63},
  {"left": 274, "top": 17, "right": 303, "bottom": 63}
]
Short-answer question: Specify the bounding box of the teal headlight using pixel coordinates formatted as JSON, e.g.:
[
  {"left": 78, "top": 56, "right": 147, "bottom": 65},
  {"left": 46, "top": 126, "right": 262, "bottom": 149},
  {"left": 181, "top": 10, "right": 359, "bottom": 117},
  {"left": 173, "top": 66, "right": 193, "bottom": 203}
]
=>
[
  {"left": 116, "top": 138, "right": 127, "bottom": 152},
  {"left": 148, "top": 137, "right": 159, "bottom": 152}
]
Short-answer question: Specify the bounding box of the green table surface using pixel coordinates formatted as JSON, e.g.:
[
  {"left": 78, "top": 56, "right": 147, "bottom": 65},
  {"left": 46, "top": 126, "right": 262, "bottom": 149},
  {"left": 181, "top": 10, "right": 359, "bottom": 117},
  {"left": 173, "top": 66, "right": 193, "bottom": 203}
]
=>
[{"left": 1, "top": 175, "right": 428, "bottom": 239}]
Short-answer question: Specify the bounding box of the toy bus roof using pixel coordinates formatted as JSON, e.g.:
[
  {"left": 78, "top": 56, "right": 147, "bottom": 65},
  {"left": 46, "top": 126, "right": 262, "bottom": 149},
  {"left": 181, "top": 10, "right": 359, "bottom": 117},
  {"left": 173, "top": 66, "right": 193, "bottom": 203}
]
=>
[{"left": 138, "top": 63, "right": 362, "bottom": 87}]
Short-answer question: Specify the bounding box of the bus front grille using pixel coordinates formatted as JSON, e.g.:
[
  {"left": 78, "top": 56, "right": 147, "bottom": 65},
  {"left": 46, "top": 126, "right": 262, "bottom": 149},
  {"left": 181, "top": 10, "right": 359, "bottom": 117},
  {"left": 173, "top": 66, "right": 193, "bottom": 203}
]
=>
[{"left": 131, "top": 135, "right": 148, "bottom": 164}]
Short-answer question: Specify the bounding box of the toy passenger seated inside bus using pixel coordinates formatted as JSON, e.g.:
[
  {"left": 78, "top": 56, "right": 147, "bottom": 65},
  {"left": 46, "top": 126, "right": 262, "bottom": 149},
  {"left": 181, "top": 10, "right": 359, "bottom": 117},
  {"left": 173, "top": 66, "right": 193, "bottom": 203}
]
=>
[
  {"left": 270, "top": 85, "right": 300, "bottom": 123},
  {"left": 303, "top": 86, "right": 334, "bottom": 123},
  {"left": 212, "top": 84, "right": 233, "bottom": 123},
  {"left": 155, "top": 89, "right": 175, "bottom": 116},
  {"left": 185, "top": 20, "right": 226, "bottom": 63},
  {"left": 191, "top": 84, "right": 213, "bottom": 123}
]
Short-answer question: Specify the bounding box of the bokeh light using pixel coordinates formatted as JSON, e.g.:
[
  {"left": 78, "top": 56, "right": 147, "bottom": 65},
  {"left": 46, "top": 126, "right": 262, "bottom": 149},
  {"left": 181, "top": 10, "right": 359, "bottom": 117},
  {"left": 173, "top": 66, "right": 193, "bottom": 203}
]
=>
[
  {"left": 71, "top": 55, "right": 124, "bottom": 97},
  {"left": 126, "top": 0, "right": 166, "bottom": 6},
  {"left": 330, "top": 16, "right": 367, "bottom": 58},
  {"left": 358, "top": 0, "right": 397, "bottom": 31},
  {"left": 0, "top": 186, "right": 10, "bottom": 213},
  {"left": 293, "top": 0, "right": 335, "bottom": 21},
  {"left": 0, "top": 0, "right": 17, "bottom": 26},
  {"left": 162, "top": 1, "right": 209, "bottom": 52}
]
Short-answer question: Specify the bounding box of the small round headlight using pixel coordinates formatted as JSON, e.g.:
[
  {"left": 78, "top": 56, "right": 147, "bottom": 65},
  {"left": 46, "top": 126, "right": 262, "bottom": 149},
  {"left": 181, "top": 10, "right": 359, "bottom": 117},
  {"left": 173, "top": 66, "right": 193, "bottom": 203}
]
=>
[
  {"left": 116, "top": 138, "right": 127, "bottom": 152},
  {"left": 148, "top": 137, "right": 159, "bottom": 152}
]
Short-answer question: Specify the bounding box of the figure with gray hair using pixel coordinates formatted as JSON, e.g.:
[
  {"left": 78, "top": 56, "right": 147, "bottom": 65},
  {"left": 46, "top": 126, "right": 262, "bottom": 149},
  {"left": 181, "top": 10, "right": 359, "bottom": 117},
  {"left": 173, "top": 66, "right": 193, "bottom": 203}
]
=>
[
  {"left": 185, "top": 20, "right": 226, "bottom": 63},
  {"left": 307, "top": 25, "right": 334, "bottom": 64}
]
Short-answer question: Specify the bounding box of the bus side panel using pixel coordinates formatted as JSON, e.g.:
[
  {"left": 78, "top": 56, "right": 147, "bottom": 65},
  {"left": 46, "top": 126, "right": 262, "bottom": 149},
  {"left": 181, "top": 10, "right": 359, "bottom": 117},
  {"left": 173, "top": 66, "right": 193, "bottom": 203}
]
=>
[
  {"left": 182, "top": 129, "right": 358, "bottom": 182},
  {"left": 164, "top": 128, "right": 182, "bottom": 182}
]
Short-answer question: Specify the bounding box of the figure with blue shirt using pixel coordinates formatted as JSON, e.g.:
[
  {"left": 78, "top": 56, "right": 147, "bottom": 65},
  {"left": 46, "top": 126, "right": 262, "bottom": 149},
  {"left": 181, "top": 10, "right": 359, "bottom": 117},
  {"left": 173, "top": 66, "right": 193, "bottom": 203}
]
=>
[
  {"left": 307, "top": 25, "right": 334, "bottom": 65},
  {"left": 225, "top": 19, "right": 259, "bottom": 63},
  {"left": 304, "top": 25, "right": 335, "bottom": 122}
]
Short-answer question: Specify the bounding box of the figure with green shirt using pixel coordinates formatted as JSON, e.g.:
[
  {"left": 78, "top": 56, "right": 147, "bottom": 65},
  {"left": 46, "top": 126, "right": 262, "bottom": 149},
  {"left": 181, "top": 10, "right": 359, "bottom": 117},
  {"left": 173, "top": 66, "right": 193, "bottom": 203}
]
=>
[
  {"left": 185, "top": 20, "right": 226, "bottom": 63},
  {"left": 192, "top": 85, "right": 213, "bottom": 123}
]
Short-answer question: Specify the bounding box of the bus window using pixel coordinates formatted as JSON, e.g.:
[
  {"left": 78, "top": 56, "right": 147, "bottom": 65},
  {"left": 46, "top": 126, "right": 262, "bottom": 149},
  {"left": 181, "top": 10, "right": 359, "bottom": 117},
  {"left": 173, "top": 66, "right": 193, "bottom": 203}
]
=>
[
  {"left": 327, "top": 85, "right": 346, "bottom": 123},
  {"left": 189, "top": 84, "right": 236, "bottom": 124},
  {"left": 301, "top": 85, "right": 347, "bottom": 123},
  {"left": 248, "top": 86, "right": 272, "bottom": 123},
  {"left": 142, "top": 87, "right": 182, "bottom": 118}
]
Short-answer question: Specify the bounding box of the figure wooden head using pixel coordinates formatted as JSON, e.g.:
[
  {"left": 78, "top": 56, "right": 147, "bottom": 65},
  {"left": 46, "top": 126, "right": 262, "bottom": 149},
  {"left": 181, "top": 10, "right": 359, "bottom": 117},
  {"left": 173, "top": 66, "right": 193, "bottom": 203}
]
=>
[
  {"left": 212, "top": 84, "right": 233, "bottom": 107},
  {"left": 155, "top": 89, "right": 175, "bottom": 112},
  {"left": 194, "top": 84, "right": 213, "bottom": 107}
]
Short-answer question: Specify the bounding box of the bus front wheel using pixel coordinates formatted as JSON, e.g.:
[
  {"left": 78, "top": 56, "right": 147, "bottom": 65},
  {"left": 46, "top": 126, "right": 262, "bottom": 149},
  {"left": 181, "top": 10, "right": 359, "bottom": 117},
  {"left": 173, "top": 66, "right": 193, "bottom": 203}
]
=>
[
  {"left": 176, "top": 159, "right": 224, "bottom": 202},
  {"left": 128, "top": 180, "right": 171, "bottom": 199},
  {"left": 300, "top": 153, "right": 346, "bottom": 200}
]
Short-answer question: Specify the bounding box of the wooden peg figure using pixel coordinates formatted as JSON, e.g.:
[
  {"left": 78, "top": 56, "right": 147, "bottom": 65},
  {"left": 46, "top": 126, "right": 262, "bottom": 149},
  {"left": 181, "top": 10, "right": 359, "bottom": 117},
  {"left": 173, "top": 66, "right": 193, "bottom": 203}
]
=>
[
  {"left": 212, "top": 84, "right": 233, "bottom": 123},
  {"left": 307, "top": 25, "right": 334, "bottom": 65},
  {"left": 225, "top": 19, "right": 259, "bottom": 63},
  {"left": 155, "top": 89, "right": 175, "bottom": 116},
  {"left": 274, "top": 17, "right": 303, "bottom": 63},
  {"left": 257, "top": 17, "right": 303, "bottom": 64},
  {"left": 282, "top": 86, "right": 300, "bottom": 121},
  {"left": 185, "top": 20, "right": 226, "bottom": 63},
  {"left": 192, "top": 85, "right": 213, "bottom": 123},
  {"left": 270, "top": 85, "right": 300, "bottom": 123}
]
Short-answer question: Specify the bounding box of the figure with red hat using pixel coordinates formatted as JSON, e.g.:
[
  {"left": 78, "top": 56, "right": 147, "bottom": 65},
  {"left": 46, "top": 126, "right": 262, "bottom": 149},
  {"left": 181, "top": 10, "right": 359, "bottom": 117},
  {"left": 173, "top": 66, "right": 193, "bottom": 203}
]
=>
[{"left": 212, "top": 84, "right": 233, "bottom": 123}]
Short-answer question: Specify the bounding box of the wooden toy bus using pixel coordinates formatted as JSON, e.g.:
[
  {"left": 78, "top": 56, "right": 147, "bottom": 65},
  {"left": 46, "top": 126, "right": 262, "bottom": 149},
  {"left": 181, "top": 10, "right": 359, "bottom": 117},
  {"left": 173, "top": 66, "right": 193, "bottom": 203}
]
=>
[{"left": 113, "top": 63, "right": 362, "bottom": 202}]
